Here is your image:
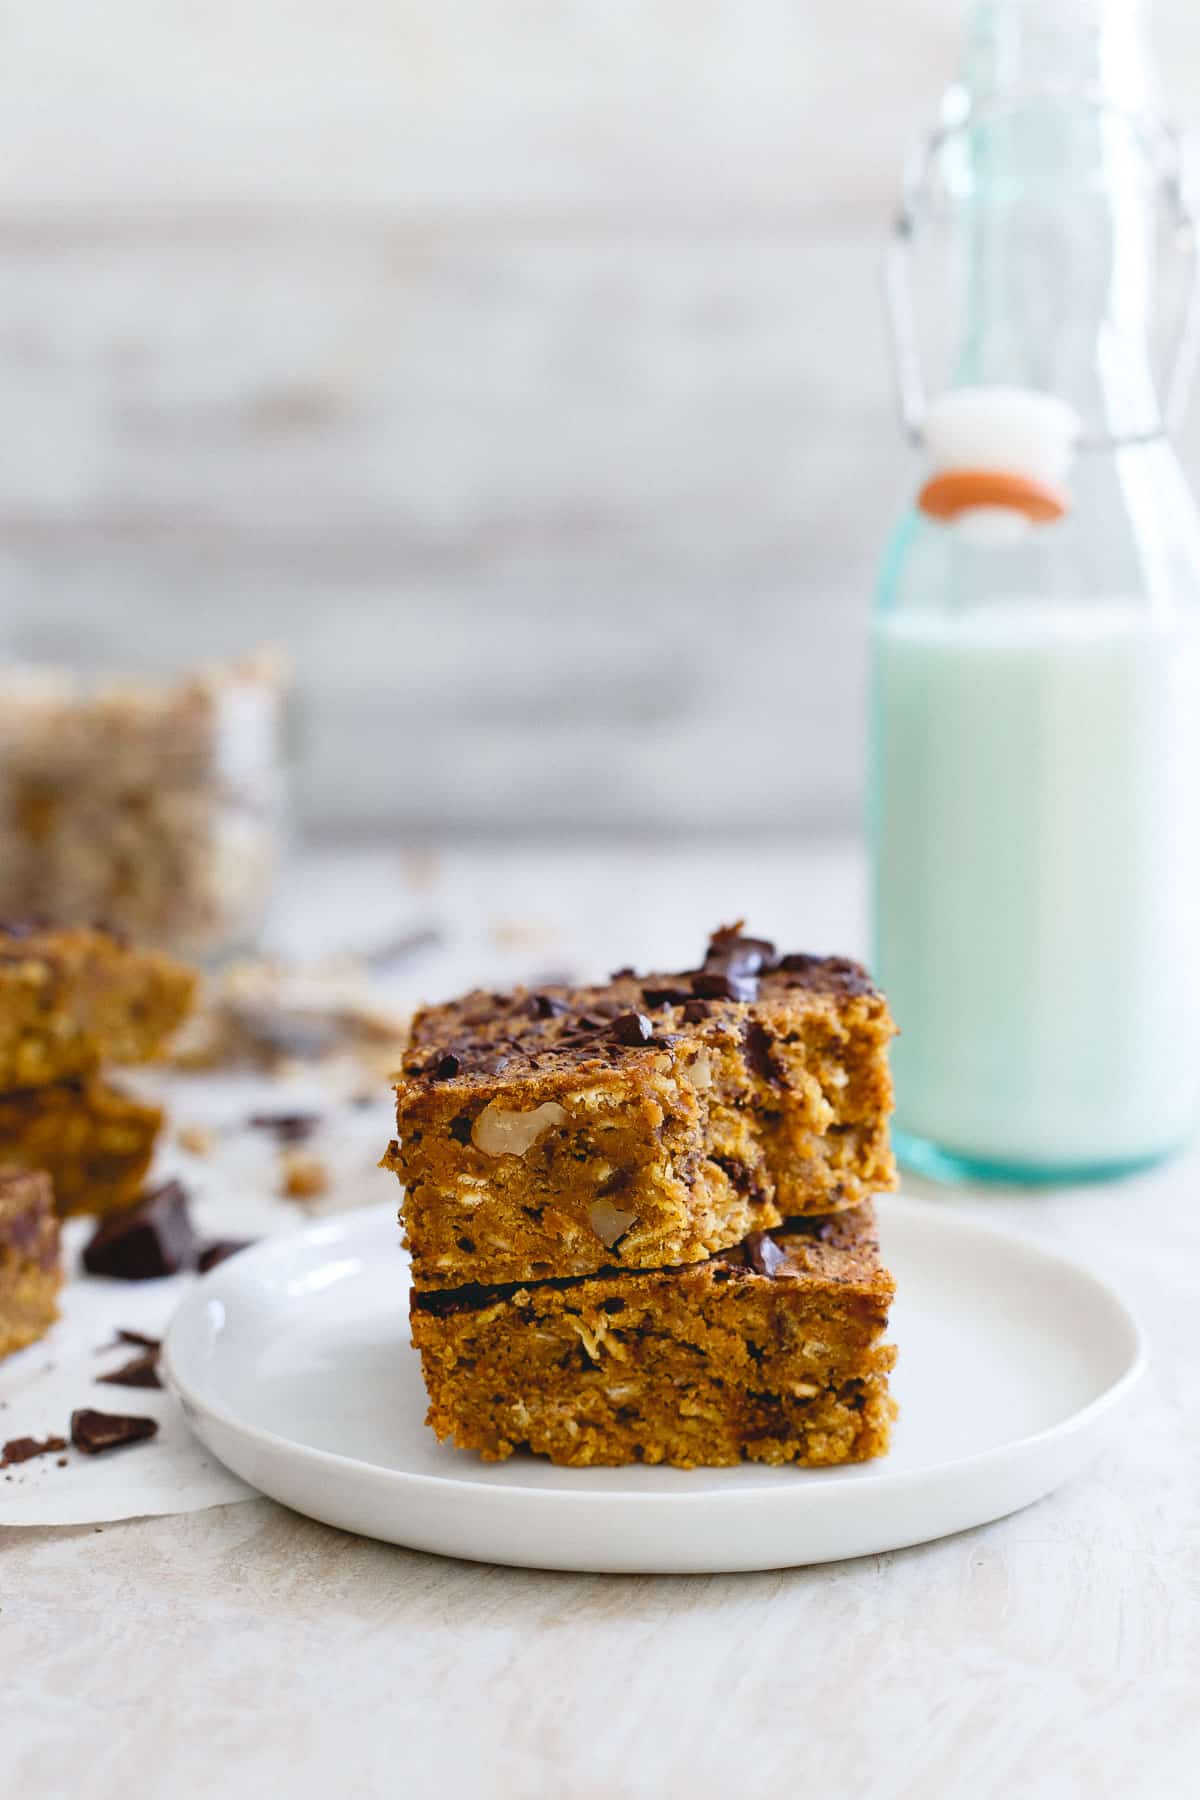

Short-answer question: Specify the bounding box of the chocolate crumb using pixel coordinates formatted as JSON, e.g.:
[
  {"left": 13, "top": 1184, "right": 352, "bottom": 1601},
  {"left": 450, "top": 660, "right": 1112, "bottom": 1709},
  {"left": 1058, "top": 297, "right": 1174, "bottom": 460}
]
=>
[
  {"left": 70, "top": 1409, "right": 158, "bottom": 1456},
  {"left": 281, "top": 1151, "right": 328, "bottom": 1200},
  {"left": 82, "top": 1181, "right": 197, "bottom": 1281},
  {"left": 98, "top": 1350, "right": 162, "bottom": 1390},
  {"left": 1, "top": 1434, "right": 67, "bottom": 1468},
  {"left": 176, "top": 1123, "right": 216, "bottom": 1156},
  {"left": 249, "top": 1111, "right": 321, "bottom": 1143},
  {"left": 116, "top": 1329, "right": 161, "bottom": 1350},
  {"left": 197, "top": 1238, "right": 256, "bottom": 1273},
  {"left": 681, "top": 998, "right": 712, "bottom": 1022},
  {"left": 427, "top": 1053, "right": 460, "bottom": 1081}
]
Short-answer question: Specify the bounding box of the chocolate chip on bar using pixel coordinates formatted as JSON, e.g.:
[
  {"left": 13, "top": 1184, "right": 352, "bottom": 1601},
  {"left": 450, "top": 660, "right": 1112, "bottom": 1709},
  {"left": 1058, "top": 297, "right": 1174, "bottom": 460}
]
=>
[
  {"left": 743, "top": 1230, "right": 788, "bottom": 1278},
  {"left": 609, "top": 1011, "right": 654, "bottom": 1046}
]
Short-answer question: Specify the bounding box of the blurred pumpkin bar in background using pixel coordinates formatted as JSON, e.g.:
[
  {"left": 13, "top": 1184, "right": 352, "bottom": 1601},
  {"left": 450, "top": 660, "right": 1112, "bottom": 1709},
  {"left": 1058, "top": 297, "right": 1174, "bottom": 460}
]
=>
[
  {"left": 0, "top": 923, "right": 195, "bottom": 1093},
  {"left": 0, "top": 650, "right": 286, "bottom": 962},
  {"left": 0, "top": 922, "right": 195, "bottom": 1219},
  {"left": 0, "top": 1080, "right": 165, "bottom": 1221}
]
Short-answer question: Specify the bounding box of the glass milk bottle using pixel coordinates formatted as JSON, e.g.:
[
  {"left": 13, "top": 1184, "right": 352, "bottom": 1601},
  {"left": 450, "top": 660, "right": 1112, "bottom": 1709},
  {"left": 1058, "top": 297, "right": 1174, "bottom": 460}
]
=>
[{"left": 870, "top": 0, "right": 1200, "bottom": 1182}]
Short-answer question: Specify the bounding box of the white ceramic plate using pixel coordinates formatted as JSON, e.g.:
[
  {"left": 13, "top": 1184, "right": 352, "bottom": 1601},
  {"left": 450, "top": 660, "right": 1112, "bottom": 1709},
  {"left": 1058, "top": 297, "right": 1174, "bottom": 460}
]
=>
[{"left": 163, "top": 1198, "right": 1145, "bottom": 1573}]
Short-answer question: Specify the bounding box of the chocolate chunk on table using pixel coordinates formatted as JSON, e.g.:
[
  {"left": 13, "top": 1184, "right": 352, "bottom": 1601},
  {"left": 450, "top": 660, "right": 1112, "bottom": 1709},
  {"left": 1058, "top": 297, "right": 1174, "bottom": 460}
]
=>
[
  {"left": 70, "top": 1409, "right": 159, "bottom": 1455},
  {"left": 197, "top": 1238, "right": 256, "bottom": 1273},
  {"left": 248, "top": 1111, "right": 321, "bottom": 1143},
  {"left": 98, "top": 1350, "right": 163, "bottom": 1389},
  {"left": 82, "top": 1181, "right": 197, "bottom": 1280}
]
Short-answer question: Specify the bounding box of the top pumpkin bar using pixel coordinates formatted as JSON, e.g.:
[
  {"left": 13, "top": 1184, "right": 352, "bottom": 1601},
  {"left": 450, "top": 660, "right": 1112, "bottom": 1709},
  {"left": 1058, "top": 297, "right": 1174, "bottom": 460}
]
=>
[
  {"left": 0, "top": 921, "right": 196, "bottom": 1091},
  {"left": 385, "top": 925, "right": 896, "bottom": 1290}
]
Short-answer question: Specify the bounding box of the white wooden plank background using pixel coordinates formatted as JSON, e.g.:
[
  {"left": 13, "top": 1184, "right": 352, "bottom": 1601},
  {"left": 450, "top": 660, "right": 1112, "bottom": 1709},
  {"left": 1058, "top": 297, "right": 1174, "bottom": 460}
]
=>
[{"left": 3, "top": 1, "right": 1200, "bottom": 831}]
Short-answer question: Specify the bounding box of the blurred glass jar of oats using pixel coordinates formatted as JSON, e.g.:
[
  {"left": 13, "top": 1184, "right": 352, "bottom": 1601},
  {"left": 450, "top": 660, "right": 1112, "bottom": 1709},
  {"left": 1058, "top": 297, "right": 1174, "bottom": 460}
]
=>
[{"left": 0, "top": 650, "right": 286, "bottom": 961}]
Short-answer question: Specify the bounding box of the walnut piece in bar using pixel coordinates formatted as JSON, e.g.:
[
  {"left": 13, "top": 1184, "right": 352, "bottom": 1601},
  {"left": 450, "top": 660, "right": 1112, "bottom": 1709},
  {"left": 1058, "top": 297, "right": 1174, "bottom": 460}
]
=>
[
  {"left": 0, "top": 1078, "right": 162, "bottom": 1219},
  {"left": 0, "top": 1168, "right": 62, "bottom": 1360},
  {"left": 385, "top": 926, "right": 896, "bottom": 1289},
  {"left": 0, "top": 922, "right": 195, "bottom": 1091},
  {"left": 410, "top": 1203, "right": 897, "bottom": 1467}
]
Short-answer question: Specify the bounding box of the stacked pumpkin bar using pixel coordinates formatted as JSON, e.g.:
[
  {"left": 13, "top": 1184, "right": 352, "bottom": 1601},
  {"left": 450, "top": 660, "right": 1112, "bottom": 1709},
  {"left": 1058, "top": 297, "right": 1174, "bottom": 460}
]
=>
[
  {"left": 0, "top": 922, "right": 195, "bottom": 1219},
  {"left": 386, "top": 926, "right": 900, "bottom": 1468}
]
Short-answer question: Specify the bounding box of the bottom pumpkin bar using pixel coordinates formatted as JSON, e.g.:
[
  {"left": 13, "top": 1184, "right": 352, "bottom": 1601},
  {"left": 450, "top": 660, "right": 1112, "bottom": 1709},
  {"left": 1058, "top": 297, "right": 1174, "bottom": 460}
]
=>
[
  {"left": 0, "top": 1168, "right": 62, "bottom": 1359},
  {"left": 0, "top": 1078, "right": 162, "bottom": 1218},
  {"left": 409, "top": 1202, "right": 896, "bottom": 1469}
]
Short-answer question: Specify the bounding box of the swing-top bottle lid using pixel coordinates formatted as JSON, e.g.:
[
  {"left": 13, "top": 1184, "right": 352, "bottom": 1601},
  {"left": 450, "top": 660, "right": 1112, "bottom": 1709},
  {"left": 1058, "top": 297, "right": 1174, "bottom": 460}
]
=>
[{"left": 918, "top": 386, "right": 1081, "bottom": 539}]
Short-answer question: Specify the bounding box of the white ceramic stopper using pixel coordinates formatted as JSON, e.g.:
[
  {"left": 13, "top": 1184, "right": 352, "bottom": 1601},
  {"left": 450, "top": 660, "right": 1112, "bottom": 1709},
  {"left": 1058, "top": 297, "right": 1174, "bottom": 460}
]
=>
[{"left": 924, "top": 387, "right": 1080, "bottom": 486}]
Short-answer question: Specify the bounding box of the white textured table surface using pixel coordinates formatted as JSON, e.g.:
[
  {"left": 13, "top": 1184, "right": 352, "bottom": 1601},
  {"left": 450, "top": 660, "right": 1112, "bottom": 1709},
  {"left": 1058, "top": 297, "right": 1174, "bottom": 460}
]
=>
[{"left": 3, "top": 841, "right": 1198, "bottom": 1800}]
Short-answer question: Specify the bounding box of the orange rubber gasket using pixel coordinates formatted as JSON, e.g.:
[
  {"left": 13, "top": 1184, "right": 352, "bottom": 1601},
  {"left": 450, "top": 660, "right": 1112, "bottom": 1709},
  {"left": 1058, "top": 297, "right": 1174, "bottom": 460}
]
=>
[{"left": 917, "top": 468, "right": 1070, "bottom": 523}]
